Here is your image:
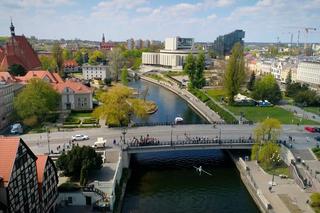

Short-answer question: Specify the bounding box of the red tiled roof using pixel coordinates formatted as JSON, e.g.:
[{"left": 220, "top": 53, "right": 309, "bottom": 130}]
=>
[
  {"left": 52, "top": 80, "right": 92, "bottom": 94},
  {"left": 17, "top": 70, "right": 64, "bottom": 84},
  {"left": 0, "top": 72, "right": 16, "bottom": 82},
  {"left": 0, "top": 137, "right": 21, "bottom": 184},
  {"left": 63, "top": 59, "right": 78, "bottom": 67},
  {"left": 0, "top": 35, "right": 41, "bottom": 72},
  {"left": 36, "top": 155, "right": 48, "bottom": 184}
]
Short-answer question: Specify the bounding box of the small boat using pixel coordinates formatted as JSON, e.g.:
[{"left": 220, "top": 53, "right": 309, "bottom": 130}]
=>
[{"left": 174, "top": 116, "right": 184, "bottom": 124}]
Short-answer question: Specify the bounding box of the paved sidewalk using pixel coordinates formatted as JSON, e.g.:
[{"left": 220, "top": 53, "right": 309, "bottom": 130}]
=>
[
  {"left": 246, "top": 161, "right": 313, "bottom": 213},
  {"left": 279, "top": 105, "right": 320, "bottom": 123}
]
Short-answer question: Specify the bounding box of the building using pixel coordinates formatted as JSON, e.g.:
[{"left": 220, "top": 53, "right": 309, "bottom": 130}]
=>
[
  {"left": 36, "top": 155, "right": 58, "bottom": 213},
  {"left": 127, "top": 39, "right": 134, "bottom": 50},
  {"left": 100, "top": 34, "right": 115, "bottom": 51},
  {"left": 213, "top": 30, "right": 245, "bottom": 56},
  {"left": 0, "top": 137, "right": 59, "bottom": 213},
  {"left": 63, "top": 59, "right": 80, "bottom": 73},
  {"left": 0, "top": 72, "right": 24, "bottom": 130},
  {"left": 135, "top": 39, "right": 143, "bottom": 49},
  {"left": 142, "top": 37, "right": 201, "bottom": 70},
  {"left": 297, "top": 61, "right": 320, "bottom": 90},
  {"left": 143, "top": 40, "right": 150, "bottom": 49},
  {"left": 0, "top": 21, "right": 41, "bottom": 72},
  {"left": 82, "top": 63, "right": 113, "bottom": 80}
]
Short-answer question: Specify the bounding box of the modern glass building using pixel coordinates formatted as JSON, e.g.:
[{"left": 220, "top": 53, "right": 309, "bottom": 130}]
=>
[{"left": 213, "top": 30, "right": 245, "bottom": 56}]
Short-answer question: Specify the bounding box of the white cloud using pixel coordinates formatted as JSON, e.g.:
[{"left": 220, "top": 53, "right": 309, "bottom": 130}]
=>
[
  {"left": 0, "top": 0, "right": 72, "bottom": 8},
  {"left": 207, "top": 14, "right": 217, "bottom": 20},
  {"left": 136, "top": 7, "right": 152, "bottom": 13}
]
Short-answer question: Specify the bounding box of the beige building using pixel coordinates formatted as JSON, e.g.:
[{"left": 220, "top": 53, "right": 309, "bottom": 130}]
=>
[
  {"left": 142, "top": 37, "right": 201, "bottom": 70},
  {"left": 82, "top": 64, "right": 112, "bottom": 80},
  {"left": 297, "top": 61, "right": 320, "bottom": 90}
]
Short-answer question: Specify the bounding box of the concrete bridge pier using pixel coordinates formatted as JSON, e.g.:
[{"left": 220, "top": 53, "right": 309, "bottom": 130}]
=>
[{"left": 121, "top": 150, "right": 131, "bottom": 168}]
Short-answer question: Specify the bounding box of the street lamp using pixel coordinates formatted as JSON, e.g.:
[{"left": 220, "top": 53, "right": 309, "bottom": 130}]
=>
[
  {"left": 121, "top": 128, "right": 127, "bottom": 144},
  {"left": 270, "top": 151, "right": 281, "bottom": 187},
  {"left": 46, "top": 127, "right": 51, "bottom": 154}
]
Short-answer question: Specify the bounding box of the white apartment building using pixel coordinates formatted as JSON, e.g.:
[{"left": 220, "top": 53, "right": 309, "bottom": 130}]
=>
[
  {"left": 142, "top": 37, "right": 201, "bottom": 70},
  {"left": 82, "top": 63, "right": 112, "bottom": 80},
  {"left": 0, "top": 83, "right": 15, "bottom": 130},
  {"left": 297, "top": 61, "right": 320, "bottom": 89}
]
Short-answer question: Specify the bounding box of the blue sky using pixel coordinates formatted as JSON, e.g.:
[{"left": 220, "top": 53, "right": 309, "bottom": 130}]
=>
[{"left": 0, "top": 0, "right": 319, "bottom": 43}]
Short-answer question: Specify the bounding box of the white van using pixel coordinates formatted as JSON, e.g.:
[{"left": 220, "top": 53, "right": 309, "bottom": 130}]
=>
[
  {"left": 92, "top": 137, "right": 107, "bottom": 148},
  {"left": 10, "top": 123, "right": 23, "bottom": 134}
]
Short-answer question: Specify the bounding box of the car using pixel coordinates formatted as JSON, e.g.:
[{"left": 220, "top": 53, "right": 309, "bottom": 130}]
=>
[
  {"left": 10, "top": 123, "right": 23, "bottom": 134},
  {"left": 315, "top": 135, "right": 320, "bottom": 142},
  {"left": 71, "top": 134, "right": 89, "bottom": 141},
  {"left": 305, "top": 127, "right": 316, "bottom": 133},
  {"left": 314, "top": 127, "right": 320, "bottom": 133}
]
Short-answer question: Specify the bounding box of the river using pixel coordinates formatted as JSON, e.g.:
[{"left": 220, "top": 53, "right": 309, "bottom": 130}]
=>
[{"left": 122, "top": 80, "right": 259, "bottom": 213}]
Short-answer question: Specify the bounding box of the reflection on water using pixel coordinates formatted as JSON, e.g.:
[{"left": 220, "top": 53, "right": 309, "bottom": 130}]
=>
[
  {"left": 122, "top": 150, "right": 259, "bottom": 213},
  {"left": 128, "top": 80, "right": 207, "bottom": 124}
]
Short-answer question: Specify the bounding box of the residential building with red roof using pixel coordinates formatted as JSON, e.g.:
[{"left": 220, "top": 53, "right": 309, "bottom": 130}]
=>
[
  {"left": 0, "top": 21, "right": 41, "bottom": 72},
  {"left": 0, "top": 137, "right": 58, "bottom": 212},
  {"left": 63, "top": 59, "right": 80, "bottom": 73},
  {"left": 36, "top": 155, "right": 58, "bottom": 213}
]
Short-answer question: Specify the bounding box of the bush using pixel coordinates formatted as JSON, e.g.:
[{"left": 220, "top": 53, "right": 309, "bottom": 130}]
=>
[
  {"left": 189, "top": 88, "right": 209, "bottom": 102},
  {"left": 206, "top": 101, "right": 238, "bottom": 124},
  {"left": 294, "top": 90, "right": 320, "bottom": 106},
  {"left": 312, "top": 148, "right": 320, "bottom": 160},
  {"left": 23, "top": 115, "right": 38, "bottom": 127},
  {"left": 311, "top": 193, "right": 320, "bottom": 208},
  {"left": 82, "top": 118, "right": 98, "bottom": 124},
  {"left": 58, "top": 182, "right": 81, "bottom": 192},
  {"left": 64, "top": 117, "right": 81, "bottom": 125}
]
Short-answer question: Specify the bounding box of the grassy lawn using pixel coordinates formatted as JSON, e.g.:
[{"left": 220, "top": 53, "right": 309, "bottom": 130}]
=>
[
  {"left": 206, "top": 89, "right": 227, "bottom": 101},
  {"left": 312, "top": 148, "right": 320, "bottom": 160},
  {"left": 146, "top": 74, "right": 167, "bottom": 82},
  {"left": 260, "top": 162, "right": 291, "bottom": 177},
  {"left": 226, "top": 105, "right": 319, "bottom": 125},
  {"left": 69, "top": 111, "right": 93, "bottom": 118},
  {"left": 304, "top": 107, "right": 320, "bottom": 116},
  {"left": 163, "top": 71, "right": 187, "bottom": 77}
]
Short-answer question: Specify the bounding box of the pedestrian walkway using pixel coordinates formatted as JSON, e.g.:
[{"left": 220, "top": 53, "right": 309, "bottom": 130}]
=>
[
  {"left": 279, "top": 105, "right": 320, "bottom": 123},
  {"left": 246, "top": 161, "right": 313, "bottom": 213}
]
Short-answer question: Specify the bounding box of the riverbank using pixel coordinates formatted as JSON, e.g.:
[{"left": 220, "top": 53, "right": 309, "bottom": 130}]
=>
[{"left": 140, "top": 75, "right": 223, "bottom": 123}]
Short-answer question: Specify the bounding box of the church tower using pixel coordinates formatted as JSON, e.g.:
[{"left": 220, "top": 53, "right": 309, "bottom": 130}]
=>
[
  {"left": 10, "top": 19, "right": 15, "bottom": 36},
  {"left": 102, "top": 33, "right": 105, "bottom": 43}
]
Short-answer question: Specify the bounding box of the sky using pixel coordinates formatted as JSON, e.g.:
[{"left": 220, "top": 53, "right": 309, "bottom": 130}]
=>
[{"left": 0, "top": 0, "right": 319, "bottom": 43}]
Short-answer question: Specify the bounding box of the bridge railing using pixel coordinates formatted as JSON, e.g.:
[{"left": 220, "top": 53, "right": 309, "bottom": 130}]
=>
[
  {"left": 125, "top": 138, "right": 255, "bottom": 148},
  {"left": 131, "top": 121, "right": 254, "bottom": 127}
]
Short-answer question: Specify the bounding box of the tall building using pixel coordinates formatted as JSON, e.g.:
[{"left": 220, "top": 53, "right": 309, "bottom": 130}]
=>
[
  {"left": 0, "top": 21, "right": 41, "bottom": 72},
  {"left": 127, "top": 38, "right": 134, "bottom": 50},
  {"left": 0, "top": 137, "right": 58, "bottom": 213},
  {"left": 100, "top": 33, "right": 115, "bottom": 51},
  {"left": 297, "top": 61, "right": 320, "bottom": 90},
  {"left": 142, "top": 36, "right": 201, "bottom": 70},
  {"left": 135, "top": 39, "right": 143, "bottom": 49},
  {"left": 213, "top": 30, "right": 245, "bottom": 56}
]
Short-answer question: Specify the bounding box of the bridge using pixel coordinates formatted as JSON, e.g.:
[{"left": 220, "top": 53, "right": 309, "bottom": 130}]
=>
[{"left": 123, "top": 138, "right": 255, "bottom": 154}]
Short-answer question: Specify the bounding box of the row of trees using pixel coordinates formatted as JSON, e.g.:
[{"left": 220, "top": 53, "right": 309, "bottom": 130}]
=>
[{"left": 184, "top": 52, "right": 206, "bottom": 89}]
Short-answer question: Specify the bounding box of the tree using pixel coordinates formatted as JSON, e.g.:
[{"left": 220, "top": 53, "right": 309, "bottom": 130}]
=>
[
  {"left": 52, "top": 43, "right": 64, "bottom": 76},
  {"left": 39, "top": 55, "right": 57, "bottom": 71},
  {"left": 62, "top": 49, "right": 72, "bottom": 60},
  {"left": 8, "top": 64, "right": 26, "bottom": 76},
  {"left": 251, "top": 142, "right": 281, "bottom": 168},
  {"left": 293, "top": 90, "right": 320, "bottom": 106},
  {"left": 88, "top": 50, "right": 105, "bottom": 65},
  {"left": 93, "top": 84, "right": 153, "bottom": 126},
  {"left": 184, "top": 54, "right": 196, "bottom": 88},
  {"left": 247, "top": 71, "right": 256, "bottom": 91},
  {"left": 108, "top": 48, "right": 124, "bottom": 81},
  {"left": 285, "top": 70, "right": 292, "bottom": 85},
  {"left": 252, "top": 74, "right": 282, "bottom": 104},
  {"left": 14, "top": 79, "right": 60, "bottom": 126},
  {"left": 195, "top": 51, "right": 206, "bottom": 88},
  {"left": 286, "top": 82, "right": 308, "bottom": 97},
  {"left": 56, "top": 146, "right": 102, "bottom": 185},
  {"left": 310, "top": 193, "right": 320, "bottom": 209},
  {"left": 224, "top": 42, "right": 246, "bottom": 103},
  {"left": 74, "top": 50, "right": 84, "bottom": 65},
  {"left": 121, "top": 67, "right": 128, "bottom": 85},
  {"left": 254, "top": 118, "right": 282, "bottom": 143}
]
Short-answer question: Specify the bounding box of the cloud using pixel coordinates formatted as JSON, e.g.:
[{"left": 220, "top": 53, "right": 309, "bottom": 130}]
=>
[
  {"left": 0, "top": 0, "right": 73, "bottom": 8},
  {"left": 207, "top": 14, "right": 217, "bottom": 20}
]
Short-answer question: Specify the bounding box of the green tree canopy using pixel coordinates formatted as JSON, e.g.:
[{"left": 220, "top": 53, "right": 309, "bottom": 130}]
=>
[
  {"left": 252, "top": 74, "right": 282, "bottom": 104},
  {"left": 251, "top": 142, "right": 281, "bottom": 168},
  {"left": 224, "top": 42, "right": 246, "bottom": 103},
  {"left": 310, "top": 193, "right": 320, "bottom": 209},
  {"left": 52, "top": 43, "right": 64, "bottom": 75},
  {"left": 108, "top": 48, "right": 124, "bottom": 81},
  {"left": 14, "top": 78, "right": 60, "bottom": 126},
  {"left": 286, "top": 82, "right": 308, "bottom": 97},
  {"left": 56, "top": 146, "right": 102, "bottom": 186},
  {"left": 39, "top": 55, "right": 57, "bottom": 71},
  {"left": 254, "top": 118, "right": 282, "bottom": 143},
  {"left": 184, "top": 53, "right": 196, "bottom": 88},
  {"left": 88, "top": 50, "right": 105, "bottom": 65},
  {"left": 8, "top": 64, "right": 26, "bottom": 76},
  {"left": 62, "top": 49, "right": 72, "bottom": 60},
  {"left": 184, "top": 52, "right": 206, "bottom": 89},
  {"left": 121, "top": 67, "right": 129, "bottom": 85},
  {"left": 247, "top": 71, "right": 256, "bottom": 91},
  {"left": 74, "top": 50, "right": 84, "bottom": 65},
  {"left": 293, "top": 90, "right": 320, "bottom": 107}
]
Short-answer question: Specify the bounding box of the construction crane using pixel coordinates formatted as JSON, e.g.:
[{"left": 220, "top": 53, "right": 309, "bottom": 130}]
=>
[{"left": 284, "top": 26, "right": 317, "bottom": 49}]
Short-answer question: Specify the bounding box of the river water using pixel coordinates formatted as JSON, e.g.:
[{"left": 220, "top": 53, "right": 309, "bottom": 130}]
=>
[
  {"left": 128, "top": 80, "right": 207, "bottom": 124},
  {"left": 122, "top": 80, "right": 259, "bottom": 213}
]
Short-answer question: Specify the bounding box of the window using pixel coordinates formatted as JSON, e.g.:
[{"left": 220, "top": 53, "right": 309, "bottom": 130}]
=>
[{"left": 68, "top": 197, "right": 73, "bottom": 204}]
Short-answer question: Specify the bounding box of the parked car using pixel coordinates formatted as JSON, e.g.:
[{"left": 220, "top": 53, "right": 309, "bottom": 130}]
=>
[
  {"left": 10, "top": 123, "right": 23, "bottom": 134},
  {"left": 92, "top": 137, "right": 107, "bottom": 148},
  {"left": 314, "top": 127, "right": 320, "bottom": 133},
  {"left": 315, "top": 135, "right": 320, "bottom": 142},
  {"left": 71, "top": 134, "right": 89, "bottom": 141},
  {"left": 305, "top": 127, "right": 316, "bottom": 133}
]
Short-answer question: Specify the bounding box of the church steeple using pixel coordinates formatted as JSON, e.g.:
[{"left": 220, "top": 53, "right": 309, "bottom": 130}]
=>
[
  {"left": 10, "top": 18, "right": 15, "bottom": 36},
  {"left": 102, "top": 33, "right": 105, "bottom": 43}
]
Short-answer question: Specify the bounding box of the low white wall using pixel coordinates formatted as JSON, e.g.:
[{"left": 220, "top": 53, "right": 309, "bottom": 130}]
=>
[
  {"left": 57, "top": 191, "right": 100, "bottom": 206},
  {"left": 280, "top": 145, "right": 295, "bottom": 166}
]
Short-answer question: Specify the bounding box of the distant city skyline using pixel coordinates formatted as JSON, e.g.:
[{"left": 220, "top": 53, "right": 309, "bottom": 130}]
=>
[{"left": 0, "top": 0, "right": 319, "bottom": 43}]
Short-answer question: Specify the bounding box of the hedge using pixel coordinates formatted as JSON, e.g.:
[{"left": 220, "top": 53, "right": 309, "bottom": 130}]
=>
[
  {"left": 206, "top": 100, "right": 238, "bottom": 124},
  {"left": 189, "top": 88, "right": 209, "bottom": 102},
  {"left": 82, "top": 118, "right": 98, "bottom": 124}
]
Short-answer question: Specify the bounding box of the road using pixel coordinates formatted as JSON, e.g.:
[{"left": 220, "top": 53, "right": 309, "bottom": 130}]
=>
[{"left": 17, "top": 124, "right": 320, "bottom": 154}]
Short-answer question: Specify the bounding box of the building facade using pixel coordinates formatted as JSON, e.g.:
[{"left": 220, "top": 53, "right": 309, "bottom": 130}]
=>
[
  {"left": 0, "top": 138, "right": 58, "bottom": 213},
  {"left": 297, "top": 61, "right": 320, "bottom": 90},
  {"left": 213, "top": 30, "right": 245, "bottom": 56},
  {"left": 0, "top": 83, "right": 15, "bottom": 130},
  {"left": 127, "top": 39, "right": 134, "bottom": 50},
  {"left": 142, "top": 37, "right": 201, "bottom": 70},
  {"left": 63, "top": 60, "right": 80, "bottom": 73},
  {"left": 82, "top": 63, "right": 112, "bottom": 80}
]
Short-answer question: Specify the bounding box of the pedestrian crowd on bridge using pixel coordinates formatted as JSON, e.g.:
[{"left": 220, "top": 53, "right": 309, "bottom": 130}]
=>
[{"left": 128, "top": 134, "right": 160, "bottom": 146}]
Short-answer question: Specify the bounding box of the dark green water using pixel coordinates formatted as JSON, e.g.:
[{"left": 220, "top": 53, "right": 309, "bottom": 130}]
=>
[{"left": 122, "top": 150, "right": 259, "bottom": 213}]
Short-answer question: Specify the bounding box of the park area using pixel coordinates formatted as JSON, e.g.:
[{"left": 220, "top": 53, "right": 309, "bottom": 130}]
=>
[{"left": 205, "top": 89, "right": 319, "bottom": 125}]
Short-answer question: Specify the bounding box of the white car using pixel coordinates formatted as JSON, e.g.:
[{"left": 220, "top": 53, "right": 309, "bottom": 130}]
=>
[{"left": 71, "top": 134, "right": 89, "bottom": 141}]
